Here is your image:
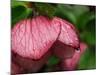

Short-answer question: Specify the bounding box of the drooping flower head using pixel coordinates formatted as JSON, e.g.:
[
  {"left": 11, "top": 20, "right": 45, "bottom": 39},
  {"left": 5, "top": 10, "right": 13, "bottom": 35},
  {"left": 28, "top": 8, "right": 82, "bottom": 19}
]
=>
[{"left": 11, "top": 16, "right": 79, "bottom": 60}]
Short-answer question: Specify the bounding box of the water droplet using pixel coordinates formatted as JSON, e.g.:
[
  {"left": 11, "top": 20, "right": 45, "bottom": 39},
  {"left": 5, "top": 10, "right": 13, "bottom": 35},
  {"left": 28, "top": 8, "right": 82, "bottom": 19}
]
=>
[{"left": 75, "top": 47, "right": 80, "bottom": 52}]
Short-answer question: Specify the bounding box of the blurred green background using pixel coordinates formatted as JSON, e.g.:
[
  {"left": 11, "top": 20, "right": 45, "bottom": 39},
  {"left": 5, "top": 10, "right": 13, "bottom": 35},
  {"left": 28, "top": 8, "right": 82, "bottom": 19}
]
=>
[{"left": 11, "top": 0, "right": 96, "bottom": 71}]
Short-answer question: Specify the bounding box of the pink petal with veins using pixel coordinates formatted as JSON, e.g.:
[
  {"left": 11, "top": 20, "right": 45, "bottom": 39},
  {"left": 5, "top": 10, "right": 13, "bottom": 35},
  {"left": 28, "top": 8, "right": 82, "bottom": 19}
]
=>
[
  {"left": 53, "top": 17, "right": 79, "bottom": 48},
  {"left": 12, "top": 16, "right": 60, "bottom": 60}
]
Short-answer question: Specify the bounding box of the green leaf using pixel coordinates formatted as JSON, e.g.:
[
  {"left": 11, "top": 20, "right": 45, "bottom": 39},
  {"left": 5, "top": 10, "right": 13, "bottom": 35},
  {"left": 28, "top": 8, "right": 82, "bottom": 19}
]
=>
[
  {"left": 11, "top": 5, "right": 32, "bottom": 27},
  {"left": 78, "top": 49, "right": 96, "bottom": 70},
  {"left": 54, "top": 5, "right": 76, "bottom": 24},
  {"left": 11, "top": 0, "right": 28, "bottom": 8},
  {"left": 77, "top": 11, "right": 96, "bottom": 30},
  {"left": 80, "top": 31, "right": 96, "bottom": 45},
  {"left": 47, "top": 56, "right": 60, "bottom": 67},
  {"left": 85, "top": 19, "right": 96, "bottom": 33},
  {"left": 71, "top": 5, "right": 89, "bottom": 20},
  {"left": 34, "top": 3, "right": 56, "bottom": 18},
  {"left": 54, "top": 5, "right": 89, "bottom": 25}
]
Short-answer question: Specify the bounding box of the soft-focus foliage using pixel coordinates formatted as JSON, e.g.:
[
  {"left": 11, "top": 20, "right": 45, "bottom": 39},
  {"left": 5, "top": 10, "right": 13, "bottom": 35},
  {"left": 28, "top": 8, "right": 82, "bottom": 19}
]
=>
[
  {"left": 11, "top": 0, "right": 96, "bottom": 70},
  {"left": 11, "top": 0, "right": 32, "bottom": 26}
]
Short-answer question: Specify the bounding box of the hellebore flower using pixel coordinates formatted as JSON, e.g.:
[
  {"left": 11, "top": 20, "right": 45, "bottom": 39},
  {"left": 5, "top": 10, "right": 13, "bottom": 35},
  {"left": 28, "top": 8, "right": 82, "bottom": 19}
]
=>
[
  {"left": 11, "top": 16, "right": 85, "bottom": 73},
  {"left": 11, "top": 16, "right": 79, "bottom": 60}
]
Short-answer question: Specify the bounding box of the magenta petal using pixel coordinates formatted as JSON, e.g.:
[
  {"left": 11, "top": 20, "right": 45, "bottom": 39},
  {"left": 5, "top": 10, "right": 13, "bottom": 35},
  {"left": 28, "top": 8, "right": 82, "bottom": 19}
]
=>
[
  {"left": 12, "top": 51, "right": 51, "bottom": 73},
  {"left": 11, "top": 62, "right": 23, "bottom": 74},
  {"left": 52, "top": 41, "right": 75, "bottom": 59},
  {"left": 60, "top": 42, "right": 87, "bottom": 70},
  {"left": 52, "top": 17, "right": 79, "bottom": 48},
  {"left": 12, "top": 16, "right": 60, "bottom": 59}
]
